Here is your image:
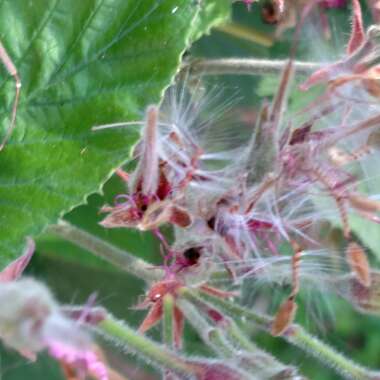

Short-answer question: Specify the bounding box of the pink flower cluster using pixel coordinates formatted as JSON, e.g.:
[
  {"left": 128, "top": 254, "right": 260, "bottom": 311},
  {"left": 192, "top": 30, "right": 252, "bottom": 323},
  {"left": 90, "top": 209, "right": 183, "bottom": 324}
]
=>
[{"left": 48, "top": 341, "right": 108, "bottom": 380}]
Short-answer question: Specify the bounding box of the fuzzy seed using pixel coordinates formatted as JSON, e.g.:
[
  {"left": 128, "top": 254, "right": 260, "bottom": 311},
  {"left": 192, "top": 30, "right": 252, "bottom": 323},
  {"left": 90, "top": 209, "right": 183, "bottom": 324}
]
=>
[
  {"left": 271, "top": 298, "right": 297, "bottom": 337},
  {"left": 367, "top": 129, "right": 380, "bottom": 149},
  {"left": 170, "top": 206, "right": 192, "bottom": 228},
  {"left": 349, "top": 193, "right": 380, "bottom": 213},
  {"left": 346, "top": 242, "right": 371, "bottom": 287}
]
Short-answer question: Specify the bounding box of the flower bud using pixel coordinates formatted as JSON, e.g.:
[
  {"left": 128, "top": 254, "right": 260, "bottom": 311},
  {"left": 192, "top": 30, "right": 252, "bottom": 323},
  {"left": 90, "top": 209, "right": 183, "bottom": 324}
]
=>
[
  {"left": 192, "top": 361, "right": 246, "bottom": 380},
  {"left": 271, "top": 297, "right": 297, "bottom": 337},
  {"left": 338, "top": 271, "right": 380, "bottom": 315},
  {"left": 0, "top": 278, "right": 56, "bottom": 352},
  {"left": 346, "top": 242, "right": 371, "bottom": 288}
]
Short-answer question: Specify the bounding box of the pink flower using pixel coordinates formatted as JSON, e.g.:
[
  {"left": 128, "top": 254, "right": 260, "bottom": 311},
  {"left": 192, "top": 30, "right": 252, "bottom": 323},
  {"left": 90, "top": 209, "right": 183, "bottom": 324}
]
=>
[
  {"left": 0, "top": 238, "right": 34, "bottom": 283},
  {"left": 48, "top": 341, "right": 108, "bottom": 380}
]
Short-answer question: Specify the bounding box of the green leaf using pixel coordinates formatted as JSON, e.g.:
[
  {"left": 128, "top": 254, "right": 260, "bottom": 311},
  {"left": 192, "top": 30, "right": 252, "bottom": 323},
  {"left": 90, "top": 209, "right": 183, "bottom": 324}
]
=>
[
  {"left": 0, "top": 0, "right": 229, "bottom": 269},
  {"left": 190, "top": 0, "right": 231, "bottom": 41}
]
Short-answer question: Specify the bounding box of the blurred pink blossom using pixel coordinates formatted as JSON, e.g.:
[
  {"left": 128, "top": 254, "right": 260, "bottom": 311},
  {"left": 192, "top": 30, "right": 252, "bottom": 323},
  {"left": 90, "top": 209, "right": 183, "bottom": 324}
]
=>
[
  {"left": 48, "top": 341, "right": 108, "bottom": 380},
  {"left": 0, "top": 278, "right": 108, "bottom": 380},
  {"left": 0, "top": 238, "right": 34, "bottom": 282}
]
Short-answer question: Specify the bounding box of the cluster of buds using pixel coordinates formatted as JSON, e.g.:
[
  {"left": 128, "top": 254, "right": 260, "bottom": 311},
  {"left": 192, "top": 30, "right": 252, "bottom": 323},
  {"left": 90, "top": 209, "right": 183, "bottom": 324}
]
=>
[{"left": 95, "top": 0, "right": 380, "bottom": 344}]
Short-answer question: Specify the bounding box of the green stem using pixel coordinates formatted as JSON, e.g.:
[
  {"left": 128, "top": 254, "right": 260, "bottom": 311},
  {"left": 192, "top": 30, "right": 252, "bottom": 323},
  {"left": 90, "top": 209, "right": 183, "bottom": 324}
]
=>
[
  {"left": 48, "top": 221, "right": 163, "bottom": 282},
  {"left": 288, "top": 326, "right": 380, "bottom": 380},
  {"left": 227, "top": 322, "right": 259, "bottom": 353},
  {"left": 228, "top": 320, "right": 302, "bottom": 378},
  {"left": 163, "top": 294, "right": 174, "bottom": 348},
  {"left": 216, "top": 22, "right": 274, "bottom": 47},
  {"left": 192, "top": 290, "right": 380, "bottom": 380},
  {"left": 97, "top": 314, "right": 198, "bottom": 376},
  {"left": 207, "top": 328, "right": 235, "bottom": 358},
  {"left": 162, "top": 295, "right": 175, "bottom": 380},
  {"left": 177, "top": 299, "right": 235, "bottom": 358},
  {"left": 178, "top": 291, "right": 239, "bottom": 358},
  {"left": 187, "top": 288, "right": 271, "bottom": 327},
  {"left": 186, "top": 58, "right": 323, "bottom": 77},
  {"left": 180, "top": 289, "right": 298, "bottom": 378},
  {"left": 178, "top": 288, "right": 264, "bottom": 352}
]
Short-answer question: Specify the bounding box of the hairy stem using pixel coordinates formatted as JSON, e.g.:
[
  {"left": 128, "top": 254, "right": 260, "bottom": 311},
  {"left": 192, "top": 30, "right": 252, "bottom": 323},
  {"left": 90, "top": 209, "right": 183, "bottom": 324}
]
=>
[
  {"left": 162, "top": 295, "right": 175, "bottom": 380},
  {"left": 97, "top": 313, "right": 198, "bottom": 376},
  {"left": 186, "top": 58, "right": 323, "bottom": 77},
  {"left": 177, "top": 299, "right": 236, "bottom": 358},
  {"left": 187, "top": 289, "right": 380, "bottom": 380},
  {"left": 289, "top": 326, "right": 380, "bottom": 380},
  {"left": 227, "top": 321, "right": 293, "bottom": 372},
  {"left": 180, "top": 289, "right": 298, "bottom": 378},
  {"left": 163, "top": 294, "right": 174, "bottom": 348},
  {"left": 48, "top": 221, "right": 162, "bottom": 282}
]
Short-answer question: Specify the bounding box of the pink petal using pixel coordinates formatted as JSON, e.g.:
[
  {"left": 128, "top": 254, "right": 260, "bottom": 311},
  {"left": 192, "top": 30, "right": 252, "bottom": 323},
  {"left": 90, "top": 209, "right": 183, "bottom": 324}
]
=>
[
  {"left": 48, "top": 341, "right": 108, "bottom": 380},
  {"left": 200, "top": 284, "right": 238, "bottom": 298},
  {"left": 299, "top": 60, "right": 348, "bottom": 91},
  {"left": 0, "top": 238, "right": 35, "bottom": 282},
  {"left": 299, "top": 66, "right": 333, "bottom": 91},
  {"left": 138, "top": 302, "right": 163, "bottom": 334},
  {"left": 347, "top": 0, "right": 365, "bottom": 54}
]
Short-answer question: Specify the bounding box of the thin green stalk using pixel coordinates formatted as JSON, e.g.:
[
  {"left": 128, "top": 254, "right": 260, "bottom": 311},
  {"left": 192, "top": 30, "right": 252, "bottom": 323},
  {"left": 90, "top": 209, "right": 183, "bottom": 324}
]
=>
[
  {"left": 179, "top": 298, "right": 300, "bottom": 379},
  {"left": 162, "top": 295, "right": 175, "bottom": 380},
  {"left": 163, "top": 294, "right": 174, "bottom": 348},
  {"left": 177, "top": 289, "right": 238, "bottom": 357},
  {"left": 208, "top": 328, "right": 235, "bottom": 359},
  {"left": 177, "top": 301, "right": 257, "bottom": 380},
  {"left": 228, "top": 320, "right": 301, "bottom": 379},
  {"left": 98, "top": 312, "right": 252, "bottom": 380},
  {"left": 186, "top": 58, "right": 323, "bottom": 77},
  {"left": 182, "top": 287, "right": 270, "bottom": 327},
  {"left": 177, "top": 299, "right": 235, "bottom": 359},
  {"left": 48, "top": 221, "right": 163, "bottom": 282},
  {"left": 216, "top": 22, "right": 274, "bottom": 47},
  {"left": 97, "top": 314, "right": 198, "bottom": 377},
  {"left": 288, "top": 326, "right": 380, "bottom": 380},
  {"left": 190, "top": 289, "right": 380, "bottom": 380},
  {"left": 227, "top": 322, "right": 259, "bottom": 353},
  {"left": 180, "top": 289, "right": 298, "bottom": 378}
]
